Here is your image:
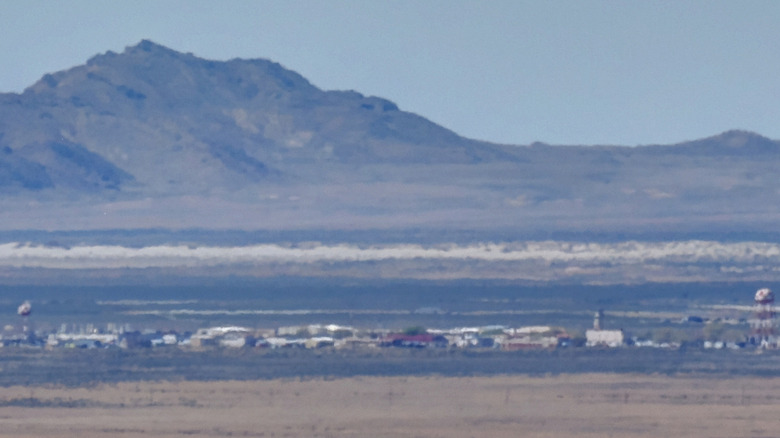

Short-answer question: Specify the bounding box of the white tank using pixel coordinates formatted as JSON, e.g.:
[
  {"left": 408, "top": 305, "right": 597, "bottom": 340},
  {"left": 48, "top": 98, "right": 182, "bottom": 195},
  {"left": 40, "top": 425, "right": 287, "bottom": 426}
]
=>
[
  {"left": 755, "top": 288, "right": 774, "bottom": 304},
  {"left": 17, "top": 301, "right": 31, "bottom": 316}
]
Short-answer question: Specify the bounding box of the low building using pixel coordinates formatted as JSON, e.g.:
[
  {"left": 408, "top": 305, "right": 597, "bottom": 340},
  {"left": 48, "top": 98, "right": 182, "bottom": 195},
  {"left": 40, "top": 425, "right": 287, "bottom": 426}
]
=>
[
  {"left": 305, "top": 337, "right": 335, "bottom": 349},
  {"left": 585, "top": 329, "right": 624, "bottom": 347},
  {"left": 585, "top": 309, "right": 624, "bottom": 347},
  {"left": 501, "top": 336, "right": 558, "bottom": 350},
  {"left": 381, "top": 334, "right": 449, "bottom": 348},
  {"left": 219, "top": 334, "right": 247, "bottom": 348}
]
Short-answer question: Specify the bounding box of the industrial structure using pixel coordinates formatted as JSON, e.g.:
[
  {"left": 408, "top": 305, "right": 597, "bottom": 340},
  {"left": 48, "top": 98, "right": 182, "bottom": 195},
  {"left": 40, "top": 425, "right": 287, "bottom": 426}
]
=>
[
  {"left": 585, "top": 309, "right": 623, "bottom": 347},
  {"left": 17, "top": 300, "right": 32, "bottom": 335},
  {"left": 750, "top": 287, "right": 776, "bottom": 348}
]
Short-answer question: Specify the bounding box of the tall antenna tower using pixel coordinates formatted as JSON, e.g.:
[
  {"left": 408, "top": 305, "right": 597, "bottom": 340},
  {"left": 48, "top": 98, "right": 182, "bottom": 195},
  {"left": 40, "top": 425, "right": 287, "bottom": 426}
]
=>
[{"left": 751, "top": 288, "right": 775, "bottom": 348}]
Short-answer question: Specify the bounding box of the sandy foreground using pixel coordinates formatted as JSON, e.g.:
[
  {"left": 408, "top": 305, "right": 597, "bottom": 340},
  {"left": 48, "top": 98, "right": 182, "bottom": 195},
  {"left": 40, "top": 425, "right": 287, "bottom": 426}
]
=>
[{"left": 0, "top": 374, "right": 779, "bottom": 438}]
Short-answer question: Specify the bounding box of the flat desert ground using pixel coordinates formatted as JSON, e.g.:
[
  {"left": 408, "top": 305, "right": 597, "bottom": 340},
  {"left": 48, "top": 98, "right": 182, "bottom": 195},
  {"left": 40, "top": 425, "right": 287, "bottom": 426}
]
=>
[{"left": 1, "top": 374, "right": 780, "bottom": 438}]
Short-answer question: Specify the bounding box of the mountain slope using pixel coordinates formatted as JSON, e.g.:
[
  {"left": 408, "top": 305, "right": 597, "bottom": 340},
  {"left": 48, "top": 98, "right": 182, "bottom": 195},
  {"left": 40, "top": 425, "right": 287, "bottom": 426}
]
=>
[
  {"left": 0, "top": 41, "right": 779, "bottom": 236},
  {"left": 0, "top": 40, "right": 508, "bottom": 196}
]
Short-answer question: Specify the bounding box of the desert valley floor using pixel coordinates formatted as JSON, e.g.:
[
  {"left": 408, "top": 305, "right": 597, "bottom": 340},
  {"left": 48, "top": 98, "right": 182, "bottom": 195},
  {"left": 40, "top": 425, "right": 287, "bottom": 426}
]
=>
[{"left": 1, "top": 374, "right": 780, "bottom": 438}]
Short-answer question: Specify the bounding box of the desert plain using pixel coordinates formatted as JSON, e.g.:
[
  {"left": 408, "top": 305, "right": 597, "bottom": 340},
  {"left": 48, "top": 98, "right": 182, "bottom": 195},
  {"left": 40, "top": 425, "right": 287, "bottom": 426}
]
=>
[{"left": 0, "top": 374, "right": 779, "bottom": 438}]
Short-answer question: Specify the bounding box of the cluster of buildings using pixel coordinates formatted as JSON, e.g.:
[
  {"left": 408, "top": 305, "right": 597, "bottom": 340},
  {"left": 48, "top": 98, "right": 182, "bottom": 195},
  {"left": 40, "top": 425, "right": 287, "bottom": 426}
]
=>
[
  {"left": 2, "top": 287, "right": 777, "bottom": 351},
  {"left": 1, "top": 320, "right": 578, "bottom": 351}
]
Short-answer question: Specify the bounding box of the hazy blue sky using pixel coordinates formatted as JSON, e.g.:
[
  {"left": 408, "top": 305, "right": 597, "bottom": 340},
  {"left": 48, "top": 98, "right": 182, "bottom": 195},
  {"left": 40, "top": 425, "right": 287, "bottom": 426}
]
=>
[{"left": 2, "top": 1, "right": 779, "bottom": 146}]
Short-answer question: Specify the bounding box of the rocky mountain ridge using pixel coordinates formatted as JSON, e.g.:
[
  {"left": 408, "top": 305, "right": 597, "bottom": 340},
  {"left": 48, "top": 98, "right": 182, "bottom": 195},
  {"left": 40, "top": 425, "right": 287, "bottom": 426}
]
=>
[
  {"left": 0, "top": 41, "right": 778, "bottom": 235},
  {"left": 1, "top": 40, "right": 506, "bottom": 195}
]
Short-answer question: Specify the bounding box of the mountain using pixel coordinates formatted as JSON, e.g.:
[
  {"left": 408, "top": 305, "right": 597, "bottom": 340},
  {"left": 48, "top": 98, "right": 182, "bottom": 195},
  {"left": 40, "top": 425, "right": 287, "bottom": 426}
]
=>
[
  {"left": 0, "top": 40, "right": 779, "bottom": 238},
  {"left": 0, "top": 40, "right": 507, "bottom": 195}
]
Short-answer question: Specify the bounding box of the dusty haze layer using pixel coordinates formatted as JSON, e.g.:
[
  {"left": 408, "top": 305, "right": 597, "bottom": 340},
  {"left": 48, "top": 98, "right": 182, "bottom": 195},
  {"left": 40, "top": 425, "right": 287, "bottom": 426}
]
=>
[{"left": 0, "top": 240, "right": 778, "bottom": 283}]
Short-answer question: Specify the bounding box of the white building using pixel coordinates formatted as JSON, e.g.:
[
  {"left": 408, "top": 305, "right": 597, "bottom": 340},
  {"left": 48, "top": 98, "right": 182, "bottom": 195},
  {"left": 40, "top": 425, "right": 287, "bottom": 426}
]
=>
[
  {"left": 585, "top": 329, "right": 624, "bottom": 347},
  {"left": 585, "top": 309, "right": 623, "bottom": 347}
]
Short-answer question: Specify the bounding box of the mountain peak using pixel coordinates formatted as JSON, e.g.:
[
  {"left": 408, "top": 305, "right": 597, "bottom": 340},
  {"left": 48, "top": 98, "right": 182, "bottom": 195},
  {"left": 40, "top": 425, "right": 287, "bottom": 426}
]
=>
[
  {"left": 711, "top": 129, "right": 772, "bottom": 147},
  {"left": 0, "top": 40, "right": 493, "bottom": 198},
  {"left": 84, "top": 40, "right": 184, "bottom": 68},
  {"left": 658, "top": 129, "right": 779, "bottom": 156},
  {"left": 125, "top": 39, "right": 181, "bottom": 56}
]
